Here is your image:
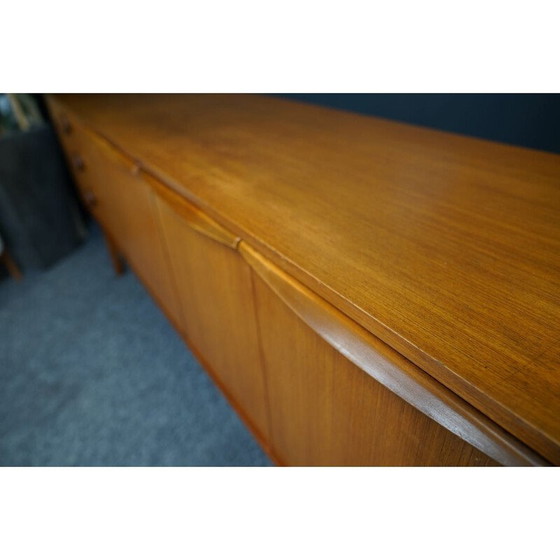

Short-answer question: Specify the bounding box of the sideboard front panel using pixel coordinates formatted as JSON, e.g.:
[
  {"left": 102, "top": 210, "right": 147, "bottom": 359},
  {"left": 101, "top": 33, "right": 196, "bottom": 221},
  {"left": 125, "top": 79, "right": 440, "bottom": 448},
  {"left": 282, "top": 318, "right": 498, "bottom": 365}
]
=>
[
  {"left": 77, "top": 131, "right": 183, "bottom": 326},
  {"left": 243, "top": 245, "right": 499, "bottom": 466},
  {"left": 155, "top": 190, "right": 270, "bottom": 442},
  {"left": 46, "top": 94, "right": 556, "bottom": 466}
]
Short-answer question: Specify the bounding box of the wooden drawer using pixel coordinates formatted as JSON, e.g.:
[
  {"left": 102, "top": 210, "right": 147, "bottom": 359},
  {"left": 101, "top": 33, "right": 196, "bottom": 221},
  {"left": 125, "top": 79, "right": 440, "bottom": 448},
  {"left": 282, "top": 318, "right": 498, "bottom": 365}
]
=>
[
  {"left": 49, "top": 102, "right": 88, "bottom": 168},
  {"left": 48, "top": 103, "right": 94, "bottom": 203},
  {"left": 154, "top": 183, "right": 270, "bottom": 444},
  {"left": 49, "top": 108, "right": 183, "bottom": 327},
  {"left": 49, "top": 101, "right": 79, "bottom": 145}
]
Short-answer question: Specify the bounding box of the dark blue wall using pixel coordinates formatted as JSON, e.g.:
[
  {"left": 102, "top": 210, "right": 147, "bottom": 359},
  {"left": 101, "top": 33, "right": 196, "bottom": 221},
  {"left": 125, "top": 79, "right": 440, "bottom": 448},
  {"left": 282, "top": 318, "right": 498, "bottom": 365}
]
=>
[{"left": 275, "top": 94, "right": 560, "bottom": 154}]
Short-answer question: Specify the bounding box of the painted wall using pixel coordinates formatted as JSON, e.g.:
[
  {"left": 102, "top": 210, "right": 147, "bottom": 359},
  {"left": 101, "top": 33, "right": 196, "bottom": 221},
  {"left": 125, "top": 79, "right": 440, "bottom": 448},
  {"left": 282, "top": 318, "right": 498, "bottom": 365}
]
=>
[{"left": 275, "top": 94, "right": 560, "bottom": 154}]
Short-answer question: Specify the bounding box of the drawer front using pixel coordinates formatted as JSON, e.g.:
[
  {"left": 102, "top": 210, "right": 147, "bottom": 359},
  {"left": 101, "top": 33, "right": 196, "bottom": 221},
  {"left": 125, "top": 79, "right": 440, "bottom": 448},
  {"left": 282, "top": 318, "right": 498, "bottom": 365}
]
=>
[
  {"left": 49, "top": 100, "right": 79, "bottom": 146},
  {"left": 49, "top": 102, "right": 95, "bottom": 203},
  {"left": 154, "top": 185, "right": 270, "bottom": 443},
  {"left": 49, "top": 99, "right": 126, "bottom": 229},
  {"left": 49, "top": 101, "right": 183, "bottom": 327}
]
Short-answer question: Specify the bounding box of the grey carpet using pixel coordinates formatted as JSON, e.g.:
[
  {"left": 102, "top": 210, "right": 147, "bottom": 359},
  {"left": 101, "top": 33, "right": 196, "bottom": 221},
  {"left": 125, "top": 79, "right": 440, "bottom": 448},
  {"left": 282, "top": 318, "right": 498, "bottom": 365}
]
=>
[{"left": 0, "top": 226, "right": 272, "bottom": 466}]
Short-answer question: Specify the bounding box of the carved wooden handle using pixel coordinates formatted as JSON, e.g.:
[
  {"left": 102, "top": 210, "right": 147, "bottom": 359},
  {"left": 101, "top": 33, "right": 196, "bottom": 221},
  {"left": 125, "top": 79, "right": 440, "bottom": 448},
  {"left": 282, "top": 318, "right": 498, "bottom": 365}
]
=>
[
  {"left": 148, "top": 174, "right": 240, "bottom": 249},
  {"left": 81, "top": 127, "right": 239, "bottom": 247},
  {"left": 88, "top": 129, "right": 143, "bottom": 176},
  {"left": 239, "top": 241, "right": 548, "bottom": 466}
]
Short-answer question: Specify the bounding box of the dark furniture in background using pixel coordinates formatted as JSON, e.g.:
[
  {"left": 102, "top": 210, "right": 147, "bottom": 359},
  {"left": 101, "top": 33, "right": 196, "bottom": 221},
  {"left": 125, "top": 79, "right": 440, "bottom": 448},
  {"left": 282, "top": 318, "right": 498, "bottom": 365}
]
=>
[{"left": 0, "top": 124, "right": 85, "bottom": 275}]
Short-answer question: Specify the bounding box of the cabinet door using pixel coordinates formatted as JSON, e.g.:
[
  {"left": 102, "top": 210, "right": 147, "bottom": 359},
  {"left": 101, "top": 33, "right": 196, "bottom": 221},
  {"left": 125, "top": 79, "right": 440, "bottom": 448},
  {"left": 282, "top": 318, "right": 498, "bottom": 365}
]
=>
[
  {"left": 154, "top": 184, "right": 270, "bottom": 443},
  {"left": 240, "top": 243, "right": 545, "bottom": 466},
  {"left": 69, "top": 126, "right": 182, "bottom": 327}
]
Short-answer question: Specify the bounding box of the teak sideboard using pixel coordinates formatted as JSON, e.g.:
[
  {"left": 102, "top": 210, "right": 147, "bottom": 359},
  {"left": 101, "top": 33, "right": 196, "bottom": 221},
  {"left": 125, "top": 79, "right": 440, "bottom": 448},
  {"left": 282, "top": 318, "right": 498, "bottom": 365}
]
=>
[{"left": 46, "top": 94, "right": 560, "bottom": 466}]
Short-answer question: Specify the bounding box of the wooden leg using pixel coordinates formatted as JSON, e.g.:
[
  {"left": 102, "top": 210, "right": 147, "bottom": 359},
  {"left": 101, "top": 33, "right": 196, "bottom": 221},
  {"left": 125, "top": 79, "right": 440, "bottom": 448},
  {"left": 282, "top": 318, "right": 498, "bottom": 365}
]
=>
[
  {"left": 102, "top": 229, "right": 125, "bottom": 276},
  {"left": 1, "top": 248, "right": 23, "bottom": 281}
]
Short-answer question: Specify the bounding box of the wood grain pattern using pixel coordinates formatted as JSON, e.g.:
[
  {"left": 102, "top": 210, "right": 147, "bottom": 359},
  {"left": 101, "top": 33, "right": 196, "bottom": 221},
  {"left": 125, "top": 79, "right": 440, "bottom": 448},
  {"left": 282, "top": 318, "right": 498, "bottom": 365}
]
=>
[
  {"left": 155, "top": 188, "right": 270, "bottom": 441},
  {"left": 76, "top": 127, "right": 183, "bottom": 327},
  {"left": 115, "top": 244, "right": 281, "bottom": 466},
  {"left": 145, "top": 173, "right": 240, "bottom": 249},
  {"left": 250, "top": 253, "right": 499, "bottom": 466},
  {"left": 46, "top": 94, "right": 560, "bottom": 463},
  {"left": 240, "top": 242, "right": 548, "bottom": 465}
]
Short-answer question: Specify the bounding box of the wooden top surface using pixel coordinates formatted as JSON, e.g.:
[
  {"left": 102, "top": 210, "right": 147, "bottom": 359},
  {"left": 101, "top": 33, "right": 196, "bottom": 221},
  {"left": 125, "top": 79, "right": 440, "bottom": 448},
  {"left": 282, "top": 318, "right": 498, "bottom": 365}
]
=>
[{"left": 51, "top": 94, "right": 560, "bottom": 463}]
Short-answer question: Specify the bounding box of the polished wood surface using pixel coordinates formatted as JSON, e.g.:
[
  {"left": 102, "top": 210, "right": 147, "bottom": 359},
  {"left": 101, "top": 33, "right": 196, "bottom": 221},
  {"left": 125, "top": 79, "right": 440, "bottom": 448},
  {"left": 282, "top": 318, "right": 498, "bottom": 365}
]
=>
[
  {"left": 46, "top": 94, "right": 560, "bottom": 464},
  {"left": 51, "top": 103, "right": 182, "bottom": 324},
  {"left": 240, "top": 242, "right": 546, "bottom": 465},
  {"left": 248, "top": 250, "right": 499, "bottom": 466},
  {"left": 155, "top": 185, "right": 270, "bottom": 442},
  {"left": 74, "top": 127, "right": 183, "bottom": 327}
]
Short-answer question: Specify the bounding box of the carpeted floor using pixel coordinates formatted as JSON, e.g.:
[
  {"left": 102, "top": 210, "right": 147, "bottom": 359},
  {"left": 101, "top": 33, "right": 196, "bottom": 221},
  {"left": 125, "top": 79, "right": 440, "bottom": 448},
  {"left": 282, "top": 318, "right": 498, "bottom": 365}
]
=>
[{"left": 0, "top": 226, "right": 272, "bottom": 466}]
